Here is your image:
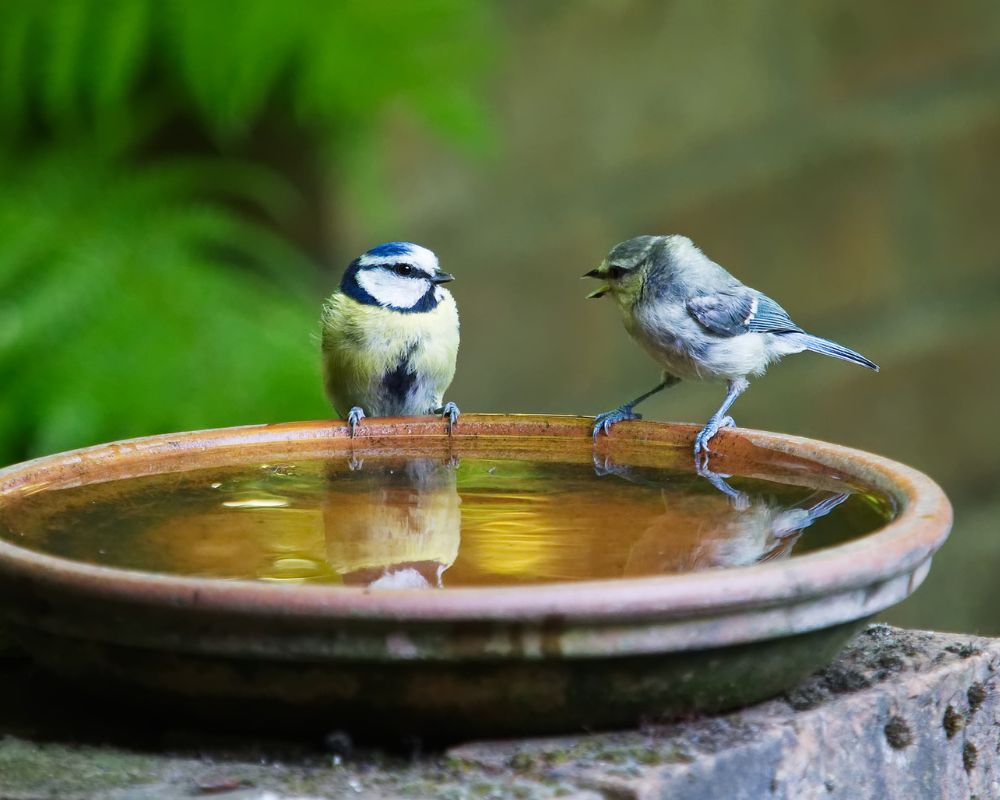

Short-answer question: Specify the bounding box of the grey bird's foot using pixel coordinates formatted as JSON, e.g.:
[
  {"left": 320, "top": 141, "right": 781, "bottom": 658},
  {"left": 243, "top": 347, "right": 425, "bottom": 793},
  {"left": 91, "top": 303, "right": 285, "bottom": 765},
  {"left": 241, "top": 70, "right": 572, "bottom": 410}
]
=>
[
  {"left": 693, "top": 415, "right": 735, "bottom": 455},
  {"left": 592, "top": 405, "right": 642, "bottom": 441},
  {"left": 347, "top": 406, "right": 366, "bottom": 438},
  {"left": 435, "top": 402, "right": 460, "bottom": 433}
]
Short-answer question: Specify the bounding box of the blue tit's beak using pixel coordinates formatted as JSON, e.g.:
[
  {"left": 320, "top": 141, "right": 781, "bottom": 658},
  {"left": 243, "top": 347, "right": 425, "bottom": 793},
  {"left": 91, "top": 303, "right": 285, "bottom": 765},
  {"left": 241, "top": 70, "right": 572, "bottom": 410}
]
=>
[
  {"left": 431, "top": 270, "right": 455, "bottom": 284},
  {"left": 582, "top": 267, "right": 609, "bottom": 298}
]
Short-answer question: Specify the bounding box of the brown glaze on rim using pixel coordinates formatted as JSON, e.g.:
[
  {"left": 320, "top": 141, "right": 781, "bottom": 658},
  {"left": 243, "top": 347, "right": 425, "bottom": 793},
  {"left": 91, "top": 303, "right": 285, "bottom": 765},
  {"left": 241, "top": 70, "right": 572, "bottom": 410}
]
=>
[{"left": 0, "top": 415, "right": 951, "bottom": 658}]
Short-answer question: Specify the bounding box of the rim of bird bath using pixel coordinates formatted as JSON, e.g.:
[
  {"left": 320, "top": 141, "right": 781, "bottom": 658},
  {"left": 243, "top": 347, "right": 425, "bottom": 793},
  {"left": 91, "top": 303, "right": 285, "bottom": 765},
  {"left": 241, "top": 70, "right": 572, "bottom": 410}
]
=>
[{"left": 0, "top": 414, "right": 952, "bottom": 660}]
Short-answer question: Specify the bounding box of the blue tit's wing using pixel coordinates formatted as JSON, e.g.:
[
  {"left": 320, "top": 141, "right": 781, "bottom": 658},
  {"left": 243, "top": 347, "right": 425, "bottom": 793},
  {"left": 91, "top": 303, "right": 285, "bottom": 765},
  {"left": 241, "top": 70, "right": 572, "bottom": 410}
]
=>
[{"left": 686, "top": 288, "right": 803, "bottom": 337}]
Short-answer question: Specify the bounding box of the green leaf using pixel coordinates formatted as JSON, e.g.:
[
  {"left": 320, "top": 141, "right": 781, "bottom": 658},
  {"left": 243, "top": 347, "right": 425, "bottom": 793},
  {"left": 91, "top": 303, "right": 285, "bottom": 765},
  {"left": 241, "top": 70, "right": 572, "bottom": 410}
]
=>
[{"left": 0, "top": 147, "right": 329, "bottom": 464}]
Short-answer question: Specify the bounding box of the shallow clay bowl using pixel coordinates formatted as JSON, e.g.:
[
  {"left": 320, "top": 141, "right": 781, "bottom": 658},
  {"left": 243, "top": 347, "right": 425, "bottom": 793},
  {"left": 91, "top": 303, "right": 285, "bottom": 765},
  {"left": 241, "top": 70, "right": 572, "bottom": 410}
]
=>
[{"left": 0, "top": 416, "right": 951, "bottom": 738}]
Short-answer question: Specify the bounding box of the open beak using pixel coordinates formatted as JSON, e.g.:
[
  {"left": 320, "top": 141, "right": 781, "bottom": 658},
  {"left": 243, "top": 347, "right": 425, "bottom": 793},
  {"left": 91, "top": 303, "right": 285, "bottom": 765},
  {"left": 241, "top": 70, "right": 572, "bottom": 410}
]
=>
[
  {"left": 582, "top": 267, "right": 609, "bottom": 298},
  {"left": 431, "top": 270, "right": 455, "bottom": 284}
]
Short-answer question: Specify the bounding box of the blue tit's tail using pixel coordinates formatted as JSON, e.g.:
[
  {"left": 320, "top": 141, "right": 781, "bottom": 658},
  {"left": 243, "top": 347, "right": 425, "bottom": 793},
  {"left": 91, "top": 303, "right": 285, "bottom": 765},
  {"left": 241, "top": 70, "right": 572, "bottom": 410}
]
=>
[{"left": 793, "top": 333, "right": 879, "bottom": 372}]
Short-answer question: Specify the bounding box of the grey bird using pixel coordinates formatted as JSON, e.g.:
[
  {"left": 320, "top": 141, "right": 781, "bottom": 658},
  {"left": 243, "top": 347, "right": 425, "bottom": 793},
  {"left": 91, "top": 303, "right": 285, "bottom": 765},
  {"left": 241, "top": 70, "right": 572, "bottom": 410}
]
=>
[{"left": 584, "top": 235, "right": 878, "bottom": 454}]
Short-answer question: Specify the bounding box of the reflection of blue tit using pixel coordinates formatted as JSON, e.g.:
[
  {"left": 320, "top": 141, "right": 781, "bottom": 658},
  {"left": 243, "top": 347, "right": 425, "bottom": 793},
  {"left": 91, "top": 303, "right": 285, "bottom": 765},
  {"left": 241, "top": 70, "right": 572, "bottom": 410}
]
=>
[
  {"left": 321, "top": 242, "right": 460, "bottom": 436},
  {"left": 323, "top": 459, "right": 461, "bottom": 589}
]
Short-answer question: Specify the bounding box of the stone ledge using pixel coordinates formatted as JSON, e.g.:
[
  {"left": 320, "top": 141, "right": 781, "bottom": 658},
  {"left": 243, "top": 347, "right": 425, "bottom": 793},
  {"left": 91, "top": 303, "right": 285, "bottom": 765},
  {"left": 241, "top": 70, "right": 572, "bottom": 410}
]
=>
[
  {"left": 451, "top": 625, "right": 999, "bottom": 800},
  {"left": 0, "top": 625, "right": 996, "bottom": 799}
]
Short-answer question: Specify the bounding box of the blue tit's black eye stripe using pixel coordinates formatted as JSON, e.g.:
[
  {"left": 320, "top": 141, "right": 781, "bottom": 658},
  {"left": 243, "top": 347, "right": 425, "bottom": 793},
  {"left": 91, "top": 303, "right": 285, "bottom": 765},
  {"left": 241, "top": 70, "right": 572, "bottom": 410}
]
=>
[{"left": 607, "top": 266, "right": 627, "bottom": 280}]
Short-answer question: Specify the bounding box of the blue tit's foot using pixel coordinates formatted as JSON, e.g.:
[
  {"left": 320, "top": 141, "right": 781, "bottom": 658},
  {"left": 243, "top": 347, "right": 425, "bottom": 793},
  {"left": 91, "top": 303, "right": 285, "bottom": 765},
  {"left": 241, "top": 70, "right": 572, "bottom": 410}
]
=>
[
  {"left": 348, "top": 455, "right": 365, "bottom": 472},
  {"left": 693, "top": 415, "right": 735, "bottom": 455},
  {"left": 347, "top": 407, "right": 366, "bottom": 438},
  {"left": 435, "top": 402, "right": 460, "bottom": 433},
  {"left": 592, "top": 405, "right": 642, "bottom": 441}
]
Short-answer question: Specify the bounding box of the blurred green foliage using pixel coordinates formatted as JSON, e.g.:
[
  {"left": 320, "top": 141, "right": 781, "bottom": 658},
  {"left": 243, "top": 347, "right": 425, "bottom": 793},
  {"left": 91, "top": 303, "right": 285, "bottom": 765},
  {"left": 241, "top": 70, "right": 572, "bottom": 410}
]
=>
[{"left": 0, "top": 0, "right": 493, "bottom": 464}]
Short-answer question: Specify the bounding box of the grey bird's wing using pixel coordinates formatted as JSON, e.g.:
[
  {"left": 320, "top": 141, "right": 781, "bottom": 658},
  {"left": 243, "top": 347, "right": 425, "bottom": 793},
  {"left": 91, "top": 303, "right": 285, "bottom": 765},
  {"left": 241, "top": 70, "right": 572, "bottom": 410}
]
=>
[{"left": 686, "top": 288, "right": 803, "bottom": 337}]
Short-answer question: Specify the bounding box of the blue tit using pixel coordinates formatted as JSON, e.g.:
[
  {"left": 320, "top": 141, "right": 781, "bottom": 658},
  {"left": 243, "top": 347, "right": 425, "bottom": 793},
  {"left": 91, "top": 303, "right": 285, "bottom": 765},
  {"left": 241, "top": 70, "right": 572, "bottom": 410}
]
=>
[
  {"left": 322, "top": 242, "right": 460, "bottom": 436},
  {"left": 584, "top": 235, "right": 878, "bottom": 455}
]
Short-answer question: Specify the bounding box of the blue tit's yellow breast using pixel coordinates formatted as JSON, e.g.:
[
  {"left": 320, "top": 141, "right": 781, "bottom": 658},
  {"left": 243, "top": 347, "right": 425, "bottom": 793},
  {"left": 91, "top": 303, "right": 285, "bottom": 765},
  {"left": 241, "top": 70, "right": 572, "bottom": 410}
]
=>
[{"left": 321, "top": 291, "right": 459, "bottom": 415}]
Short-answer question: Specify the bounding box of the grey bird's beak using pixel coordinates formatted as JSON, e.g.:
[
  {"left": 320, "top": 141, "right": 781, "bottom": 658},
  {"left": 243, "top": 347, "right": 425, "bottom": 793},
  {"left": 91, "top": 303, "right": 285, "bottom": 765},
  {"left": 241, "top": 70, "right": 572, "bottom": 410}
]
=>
[
  {"left": 431, "top": 270, "right": 455, "bottom": 284},
  {"left": 582, "top": 267, "right": 609, "bottom": 298}
]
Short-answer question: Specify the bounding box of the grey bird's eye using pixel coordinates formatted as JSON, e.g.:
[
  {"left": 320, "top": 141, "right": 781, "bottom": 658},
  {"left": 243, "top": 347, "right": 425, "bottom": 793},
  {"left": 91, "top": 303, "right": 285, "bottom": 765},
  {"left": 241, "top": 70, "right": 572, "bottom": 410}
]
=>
[
  {"left": 607, "top": 266, "right": 627, "bottom": 280},
  {"left": 393, "top": 264, "right": 413, "bottom": 277}
]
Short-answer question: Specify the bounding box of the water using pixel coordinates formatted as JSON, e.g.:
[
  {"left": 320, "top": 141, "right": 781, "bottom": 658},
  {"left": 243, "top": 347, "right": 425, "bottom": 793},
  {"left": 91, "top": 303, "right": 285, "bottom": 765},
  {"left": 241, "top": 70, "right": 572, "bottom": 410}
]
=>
[{"left": 0, "top": 456, "right": 892, "bottom": 588}]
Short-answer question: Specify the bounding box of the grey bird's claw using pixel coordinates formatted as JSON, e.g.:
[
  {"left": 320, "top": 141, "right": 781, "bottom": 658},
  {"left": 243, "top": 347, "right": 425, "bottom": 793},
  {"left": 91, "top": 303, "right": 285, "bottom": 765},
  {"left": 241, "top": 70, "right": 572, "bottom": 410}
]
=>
[
  {"left": 693, "top": 414, "right": 735, "bottom": 455},
  {"left": 592, "top": 405, "right": 642, "bottom": 441},
  {"left": 347, "top": 407, "right": 366, "bottom": 438},
  {"left": 437, "top": 402, "right": 460, "bottom": 433}
]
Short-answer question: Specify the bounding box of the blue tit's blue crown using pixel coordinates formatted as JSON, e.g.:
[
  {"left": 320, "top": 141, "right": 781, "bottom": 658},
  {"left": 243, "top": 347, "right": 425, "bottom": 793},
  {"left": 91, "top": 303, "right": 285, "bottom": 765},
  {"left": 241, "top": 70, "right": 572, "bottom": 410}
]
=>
[
  {"left": 339, "top": 242, "right": 445, "bottom": 313},
  {"left": 365, "top": 241, "right": 415, "bottom": 258}
]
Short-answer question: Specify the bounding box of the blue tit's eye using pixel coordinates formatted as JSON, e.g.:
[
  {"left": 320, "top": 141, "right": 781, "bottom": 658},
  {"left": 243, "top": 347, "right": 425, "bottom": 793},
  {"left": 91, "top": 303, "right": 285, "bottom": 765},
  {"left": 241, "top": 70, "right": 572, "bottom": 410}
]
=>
[
  {"left": 393, "top": 264, "right": 413, "bottom": 277},
  {"left": 607, "top": 266, "right": 627, "bottom": 280}
]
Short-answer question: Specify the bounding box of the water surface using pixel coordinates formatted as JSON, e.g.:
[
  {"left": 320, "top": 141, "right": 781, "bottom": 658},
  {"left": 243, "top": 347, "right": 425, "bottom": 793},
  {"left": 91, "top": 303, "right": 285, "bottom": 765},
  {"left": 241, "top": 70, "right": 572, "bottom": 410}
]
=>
[{"left": 0, "top": 456, "right": 892, "bottom": 587}]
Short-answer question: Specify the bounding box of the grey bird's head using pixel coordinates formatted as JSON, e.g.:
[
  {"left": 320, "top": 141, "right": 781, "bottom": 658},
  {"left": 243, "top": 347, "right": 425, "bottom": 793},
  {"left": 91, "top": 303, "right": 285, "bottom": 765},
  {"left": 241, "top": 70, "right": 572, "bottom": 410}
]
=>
[{"left": 583, "top": 234, "right": 702, "bottom": 308}]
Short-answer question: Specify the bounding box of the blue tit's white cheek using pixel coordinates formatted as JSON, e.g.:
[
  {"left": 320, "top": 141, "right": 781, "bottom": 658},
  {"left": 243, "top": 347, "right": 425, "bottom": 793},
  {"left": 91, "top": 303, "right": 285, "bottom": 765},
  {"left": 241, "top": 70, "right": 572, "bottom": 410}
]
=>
[{"left": 356, "top": 269, "right": 429, "bottom": 309}]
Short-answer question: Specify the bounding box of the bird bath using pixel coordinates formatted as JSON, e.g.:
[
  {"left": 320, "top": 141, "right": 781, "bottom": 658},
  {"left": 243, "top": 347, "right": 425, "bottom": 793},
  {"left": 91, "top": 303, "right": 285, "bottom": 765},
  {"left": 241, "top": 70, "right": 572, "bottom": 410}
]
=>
[{"left": 0, "top": 415, "right": 950, "bottom": 738}]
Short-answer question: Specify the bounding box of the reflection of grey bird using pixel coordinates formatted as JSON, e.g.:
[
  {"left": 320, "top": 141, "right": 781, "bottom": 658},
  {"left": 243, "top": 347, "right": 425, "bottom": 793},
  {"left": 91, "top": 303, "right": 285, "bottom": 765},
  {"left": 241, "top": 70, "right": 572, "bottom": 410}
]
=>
[
  {"left": 595, "top": 454, "right": 850, "bottom": 571},
  {"left": 687, "top": 486, "right": 850, "bottom": 569},
  {"left": 693, "top": 459, "right": 851, "bottom": 562},
  {"left": 585, "top": 235, "right": 878, "bottom": 454}
]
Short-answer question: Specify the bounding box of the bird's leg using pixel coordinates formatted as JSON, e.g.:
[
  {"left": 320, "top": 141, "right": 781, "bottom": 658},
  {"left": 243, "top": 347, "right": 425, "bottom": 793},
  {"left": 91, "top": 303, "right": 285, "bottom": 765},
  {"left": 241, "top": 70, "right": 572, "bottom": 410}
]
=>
[
  {"left": 593, "top": 376, "right": 680, "bottom": 441},
  {"left": 694, "top": 378, "right": 748, "bottom": 455},
  {"left": 434, "top": 402, "right": 460, "bottom": 433},
  {"left": 347, "top": 406, "right": 366, "bottom": 438}
]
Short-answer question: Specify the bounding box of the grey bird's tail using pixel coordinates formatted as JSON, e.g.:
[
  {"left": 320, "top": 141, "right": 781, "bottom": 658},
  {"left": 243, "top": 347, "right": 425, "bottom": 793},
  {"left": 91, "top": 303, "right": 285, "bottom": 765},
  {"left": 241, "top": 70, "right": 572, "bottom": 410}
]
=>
[{"left": 793, "top": 333, "right": 879, "bottom": 372}]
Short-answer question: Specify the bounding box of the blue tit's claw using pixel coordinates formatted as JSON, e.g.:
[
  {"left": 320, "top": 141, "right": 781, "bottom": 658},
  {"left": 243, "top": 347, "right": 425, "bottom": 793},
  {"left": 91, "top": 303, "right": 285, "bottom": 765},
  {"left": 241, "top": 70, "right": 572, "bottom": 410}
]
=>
[
  {"left": 592, "top": 405, "right": 642, "bottom": 441},
  {"left": 347, "top": 407, "right": 366, "bottom": 438},
  {"left": 348, "top": 456, "right": 365, "bottom": 472}
]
